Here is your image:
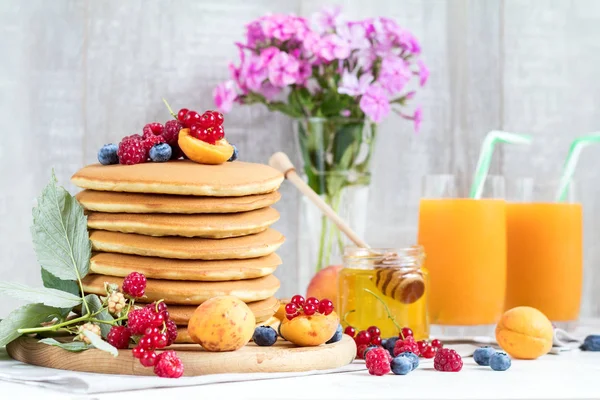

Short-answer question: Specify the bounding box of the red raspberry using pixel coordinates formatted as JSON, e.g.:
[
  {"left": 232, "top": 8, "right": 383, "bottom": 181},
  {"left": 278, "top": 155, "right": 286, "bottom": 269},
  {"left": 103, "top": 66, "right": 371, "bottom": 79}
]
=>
[
  {"left": 434, "top": 348, "right": 463, "bottom": 372},
  {"left": 117, "top": 138, "right": 147, "bottom": 165},
  {"left": 127, "top": 307, "right": 154, "bottom": 335},
  {"left": 122, "top": 272, "right": 146, "bottom": 298},
  {"left": 356, "top": 344, "right": 368, "bottom": 360},
  {"left": 154, "top": 350, "right": 184, "bottom": 378},
  {"left": 394, "top": 336, "right": 420, "bottom": 357},
  {"left": 365, "top": 347, "right": 391, "bottom": 376},
  {"left": 142, "top": 122, "right": 164, "bottom": 138},
  {"left": 163, "top": 120, "right": 183, "bottom": 145},
  {"left": 106, "top": 325, "right": 131, "bottom": 349},
  {"left": 122, "top": 134, "right": 143, "bottom": 142},
  {"left": 166, "top": 319, "right": 178, "bottom": 346},
  {"left": 142, "top": 134, "right": 165, "bottom": 152}
]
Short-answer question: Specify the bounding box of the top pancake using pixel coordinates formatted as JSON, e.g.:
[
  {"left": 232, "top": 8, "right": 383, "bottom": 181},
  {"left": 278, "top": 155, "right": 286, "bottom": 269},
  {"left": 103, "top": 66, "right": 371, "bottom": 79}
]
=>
[
  {"left": 76, "top": 190, "right": 281, "bottom": 214},
  {"left": 71, "top": 160, "right": 284, "bottom": 197}
]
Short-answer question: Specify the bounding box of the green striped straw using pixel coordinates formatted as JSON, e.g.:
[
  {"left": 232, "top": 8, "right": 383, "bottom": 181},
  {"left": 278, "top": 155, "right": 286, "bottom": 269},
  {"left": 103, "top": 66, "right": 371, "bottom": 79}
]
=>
[
  {"left": 469, "top": 130, "right": 533, "bottom": 199},
  {"left": 555, "top": 133, "right": 600, "bottom": 202}
]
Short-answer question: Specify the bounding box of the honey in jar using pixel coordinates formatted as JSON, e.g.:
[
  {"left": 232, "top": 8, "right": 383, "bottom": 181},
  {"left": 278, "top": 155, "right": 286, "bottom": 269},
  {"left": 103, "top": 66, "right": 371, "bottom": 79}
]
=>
[{"left": 338, "top": 246, "right": 429, "bottom": 339}]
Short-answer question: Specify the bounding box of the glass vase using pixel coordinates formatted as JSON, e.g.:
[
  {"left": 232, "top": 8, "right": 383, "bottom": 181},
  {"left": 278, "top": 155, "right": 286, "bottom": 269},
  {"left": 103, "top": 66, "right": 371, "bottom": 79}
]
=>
[{"left": 295, "top": 117, "right": 376, "bottom": 294}]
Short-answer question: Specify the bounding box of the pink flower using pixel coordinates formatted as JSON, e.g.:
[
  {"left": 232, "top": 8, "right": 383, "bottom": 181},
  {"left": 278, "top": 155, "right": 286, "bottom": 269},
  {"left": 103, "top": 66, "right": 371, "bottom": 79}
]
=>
[
  {"left": 260, "top": 81, "right": 282, "bottom": 101},
  {"left": 262, "top": 15, "right": 297, "bottom": 42},
  {"left": 297, "top": 61, "right": 313, "bottom": 85},
  {"left": 356, "top": 49, "right": 376, "bottom": 71},
  {"left": 312, "top": 6, "right": 342, "bottom": 33},
  {"left": 213, "top": 80, "right": 237, "bottom": 113},
  {"left": 267, "top": 51, "right": 300, "bottom": 87},
  {"left": 340, "top": 109, "right": 351, "bottom": 117},
  {"left": 259, "top": 46, "right": 280, "bottom": 66},
  {"left": 302, "top": 31, "right": 321, "bottom": 55},
  {"left": 417, "top": 60, "right": 429, "bottom": 86},
  {"left": 338, "top": 69, "right": 373, "bottom": 96},
  {"left": 337, "top": 22, "right": 370, "bottom": 51},
  {"left": 359, "top": 85, "right": 390, "bottom": 123},
  {"left": 413, "top": 106, "right": 422, "bottom": 132},
  {"left": 245, "top": 21, "right": 266, "bottom": 47},
  {"left": 315, "top": 34, "right": 351, "bottom": 61},
  {"left": 378, "top": 56, "right": 411, "bottom": 95},
  {"left": 241, "top": 54, "right": 268, "bottom": 92},
  {"left": 398, "top": 30, "right": 421, "bottom": 54}
]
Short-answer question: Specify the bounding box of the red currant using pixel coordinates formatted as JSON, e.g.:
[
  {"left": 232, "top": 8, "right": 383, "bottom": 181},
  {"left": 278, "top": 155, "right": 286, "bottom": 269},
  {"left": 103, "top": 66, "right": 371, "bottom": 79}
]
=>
[
  {"left": 355, "top": 330, "right": 371, "bottom": 346},
  {"left": 140, "top": 351, "right": 157, "bottom": 367},
  {"left": 153, "top": 333, "right": 168, "bottom": 349},
  {"left": 422, "top": 345, "right": 436, "bottom": 359},
  {"left": 183, "top": 111, "right": 201, "bottom": 128},
  {"left": 139, "top": 335, "right": 153, "bottom": 350},
  {"left": 290, "top": 295, "right": 305, "bottom": 307},
  {"left": 150, "top": 313, "right": 165, "bottom": 328},
  {"left": 200, "top": 111, "right": 216, "bottom": 128},
  {"left": 305, "top": 297, "right": 319, "bottom": 307},
  {"left": 286, "top": 311, "right": 300, "bottom": 320},
  {"left": 132, "top": 345, "right": 146, "bottom": 359},
  {"left": 344, "top": 326, "right": 356, "bottom": 337},
  {"left": 400, "top": 327, "right": 413, "bottom": 339},
  {"left": 367, "top": 326, "right": 381, "bottom": 338},
  {"left": 145, "top": 301, "right": 169, "bottom": 320},
  {"left": 417, "top": 340, "right": 428, "bottom": 353},
  {"left": 285, "top": 303, "right": 297, "bottom": 315},
  {"left": 431, "top": 339, "right": 443, "bottom": 349},
  {"left": 145, "top": 327, "right": 160, "bottom": 337},
  {"left": 371, "top": 336, "right": 382, "bottom": 346},
  {"left": 197, "top": 128, "right": 216, "bottom": 145},
  {"left": 318, "top": 299, "right": 334, "bottom": 315},
  {"left": 212, "top": 111, "right": 224, "bottom": 126},
  {"left": 189, "top": 124, "right": 202, "bottom": 139},
  {"left": 213, "top": 125, "right": 225, "bottom": 141},
  {"left": 177, "top": 108, "right": 189, "bottom": 122},
  {"left": 303, "top": 303, "right": 316, "bottom": 316}
]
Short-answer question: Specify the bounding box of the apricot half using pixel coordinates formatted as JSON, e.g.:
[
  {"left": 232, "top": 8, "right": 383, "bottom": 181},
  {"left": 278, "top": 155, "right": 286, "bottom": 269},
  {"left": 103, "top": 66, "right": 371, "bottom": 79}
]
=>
[
  {"left": 495, "top": 306, "right": 554, "bottom": 359},
  {"left": 178, "top": 128, "right": 234, "bottom": 165},
  {"left": 280, "top": 311, "right": 339, "bottom": 347}
]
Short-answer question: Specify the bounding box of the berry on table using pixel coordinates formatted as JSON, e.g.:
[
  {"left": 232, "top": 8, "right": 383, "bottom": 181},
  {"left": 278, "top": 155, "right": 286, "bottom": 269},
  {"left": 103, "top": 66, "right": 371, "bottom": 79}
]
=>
[
  {"left": 421, "top": 345, "right": 436, "bottom": 359},
  {"left": 344, "top": 326, "right": 356, "bottom": 337},
  {"left": 355, "top": 330, "right": 371, "bottom": 346},
  {"left": 365, "top": 347, "right": 391, "bottom": 376},
  {"left": 382, "top": 337, "right": 398, "bottom": 358},
  {"left": 228, "top": 144, "right": 239, "bottom": 162},
  {"left": 400, "top": 327, "right": 413, "bottom": 339},
  {"left": 107, "top": 291, "right": 126, "bottom": 315},
  {"left": 177, "top": 108, "right": 189, "bottom": 122},
  {"left": 253, "top": 326, "right": 278, "bottom": 346},
  {"left": 489, "top": 352, "right": 511, "bottom": 371},
  {"left": 363, "top": 345, "right": 378, "bottom": 359},
  {"left": 356, "top": 344, "right": 368, "bottom": 359},
  {"left": 396, "top": 351, "right": 419, "bottom": 370},
  {"left": 149, "top": 143, "right": 172, "bottom": 162},
  {"left": 142, "top": 122, "right": 164, "bottom": 138},
  {"left": 303, "top": 303, "right": 316, "bottom": 316},
  {"left": 581, "top": 335, "right": 600, "bottom": 351},
  {"left": 140, "top": 351, "right": 158, "bottom": 367},
  {"left": 290, "top": 295, "right": 305, "bottom": 307},
  {"left": 431, "top": 339, "right": 443, "bottom": 349},
  {"left": 107, "top": 325, "right": 131, "bottom": 349},
  {"left": 122, "top": 272, "right": 147, "bottom": 298},
  {"left": 318, "top": 299, "right": 334, "bottom": 315},
  {"left": 154, "top": 350, "right": 184, "bottom": 378},
  {"left": 391, "top": 356, "right": 413, "bottom": 375},
  {"left": 473, "top": 346, "right": 497, "bottom": 366},
  {"left": 117, "top": 138, "right": 147, "bottom": 165},
  {"left": 394, "top": 336, "right": 420, "bottom": 357},
  {"left": 434, "top": 348, "right": 463, "bottom": 372},
  {"left": 127, "top": 307, "right": 154, "bottom": 335},
  {"left": 326, "top": 324, "right": 343, "bottom": 344},
  {"left": 163, "top": 120, "right": 183, "bottom": 145},
  {"left": 367, "top": 326, "right": 381, "bottom": 338},
  {"left": 371, "top": 336, "right": 382, "bottom": 346},
  {"left": 97, "top": 144, "right": 119, "bottom": 165},
  {"left": 165, "top": 320, "right": 178, "bottom": 346}
]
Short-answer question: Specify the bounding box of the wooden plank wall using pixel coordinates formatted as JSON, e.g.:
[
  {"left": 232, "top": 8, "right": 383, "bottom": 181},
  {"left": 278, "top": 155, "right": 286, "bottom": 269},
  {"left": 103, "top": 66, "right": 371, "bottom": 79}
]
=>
[{"left": 1, "top": 0, "right": 599, "bottom": 318}]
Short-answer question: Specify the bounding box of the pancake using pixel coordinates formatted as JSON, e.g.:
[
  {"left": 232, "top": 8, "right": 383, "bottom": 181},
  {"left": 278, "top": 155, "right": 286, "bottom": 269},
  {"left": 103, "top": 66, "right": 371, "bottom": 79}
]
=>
[
  {"left": 174, "top": 316, "right": 281, "bottom": 344},
  {"left": 71, "top": 160, "right": 284, "bottom": 197},
  {"left": 89, "top": 228, "right": 284, "bottom": 260},
  {"left": 140, "top": 297, "right": 279, "bottom": 325},
  {"left": 81, "top": 274, "right": 280, "bottom": 305},
  {"left": 90, "top": 253, "right": 281, "bottom": 281},
  {"left": 86, "top": 207, "right": 280, "bottom": 238},
  {"left": 76, "top": 190, "right": 281, "bottom": 214}
]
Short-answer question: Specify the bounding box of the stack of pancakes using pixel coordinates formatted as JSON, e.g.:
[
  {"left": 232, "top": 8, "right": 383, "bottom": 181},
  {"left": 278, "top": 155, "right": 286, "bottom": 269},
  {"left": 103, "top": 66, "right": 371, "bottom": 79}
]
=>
[{"left": 71, "top": 160, "right": 285, "bottom": 343}]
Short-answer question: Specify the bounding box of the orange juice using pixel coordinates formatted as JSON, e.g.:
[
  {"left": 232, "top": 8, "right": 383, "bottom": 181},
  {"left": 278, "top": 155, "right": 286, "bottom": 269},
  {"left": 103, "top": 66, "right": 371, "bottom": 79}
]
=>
[
  {"left": 506, "top": 203, "right": 582, "bottom": 321},
  {"left": 417, "top": 199, "right": 506, "bottom": 325}
]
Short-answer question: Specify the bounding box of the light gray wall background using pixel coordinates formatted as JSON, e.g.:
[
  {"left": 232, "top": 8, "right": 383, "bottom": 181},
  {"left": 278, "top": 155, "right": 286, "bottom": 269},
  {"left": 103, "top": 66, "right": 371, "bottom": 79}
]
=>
[{"left": 1, "top": 0, "right": 599, "bottom": 319}]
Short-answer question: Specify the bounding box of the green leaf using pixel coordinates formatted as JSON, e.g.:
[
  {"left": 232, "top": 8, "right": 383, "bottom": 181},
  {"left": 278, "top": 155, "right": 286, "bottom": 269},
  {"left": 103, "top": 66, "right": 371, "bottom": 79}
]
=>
[
  {"left": 85, "top": 294, "right": 113, "bottom": 338},
  {"left": 0, "top": 282, "right": 82, "bottom": 308},
  {"left": 39, "top": 338, "right": 91, "bottom": 352},
  {"left": 31, "top": 171, "right": 91, "bottom": 282},
  {"left": 83, "top": 330, "right": 118, "bottom": 357},
  {"left": 41, "top": 268, "right": 79, "bottom": 296},
  {"left": 0, "top": 303, "right": 61, "bottom": 346}
]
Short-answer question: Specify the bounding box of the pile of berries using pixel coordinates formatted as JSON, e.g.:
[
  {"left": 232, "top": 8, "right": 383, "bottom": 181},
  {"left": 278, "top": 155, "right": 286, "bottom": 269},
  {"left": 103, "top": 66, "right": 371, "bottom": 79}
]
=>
[
  {"left": 177, "top": 108, "right": 225, "bottom": 145},
  {"left": 284, "top": 295, "right": 334, "bottom": 320},
  {"left": 473, "top": 346, "right": 511, "bottom": 371},
  {"left": 344, "top": 325, "right": 384, "bottom": 359}
]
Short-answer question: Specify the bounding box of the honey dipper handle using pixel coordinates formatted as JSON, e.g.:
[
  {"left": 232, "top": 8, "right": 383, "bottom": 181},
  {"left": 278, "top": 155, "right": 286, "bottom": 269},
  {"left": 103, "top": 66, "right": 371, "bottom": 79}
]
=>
[{"left": 269, "top": 152, "right": 370, "bottom": 249}]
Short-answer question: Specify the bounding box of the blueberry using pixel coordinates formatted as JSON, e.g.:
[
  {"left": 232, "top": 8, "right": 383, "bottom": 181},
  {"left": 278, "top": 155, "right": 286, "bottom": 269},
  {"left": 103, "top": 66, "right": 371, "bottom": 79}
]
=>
[
  {"left": 149, "top": 143, "right": 172, "bottom": 162},
  {"left": 581, "top": 335, "right": 600, "bottom": 351},
  {"left": 382, "top": 337, "right": 399, "bottom": 358},
  {"left": 390, "top": 356, "right": 412, "bottom": 375},
  {"left": 97, "top": 143, "right": 118, "bottom": 165},
  {"left": 396, "top": 351, "right": 419, "bottom": 370},
  {"left": 252, "top": 326, "right": 277, "bottom": 346},
  {"left": 228, "top": 144, "right": 238, "bottom": 162},
  {"left": 326, "top": 324, "right": 343, "bottom": 344},
  {"left": 489, "top": 352, "right": 511, "bottom": 371},
  {"left": 473, "top": 346, "right": 497, "bottom": 366}
]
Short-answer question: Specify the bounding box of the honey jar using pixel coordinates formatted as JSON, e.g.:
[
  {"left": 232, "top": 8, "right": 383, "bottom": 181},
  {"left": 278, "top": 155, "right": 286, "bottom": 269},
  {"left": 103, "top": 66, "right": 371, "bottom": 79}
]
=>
[{"left": 338, "top": 246, "right": 429, "bottom": 339}]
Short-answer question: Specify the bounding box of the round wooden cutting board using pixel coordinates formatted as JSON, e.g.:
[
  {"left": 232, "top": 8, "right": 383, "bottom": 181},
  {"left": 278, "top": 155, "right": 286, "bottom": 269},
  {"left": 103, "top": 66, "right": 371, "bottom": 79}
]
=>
[{"left": 6, "top": 335, "right": 356, "bottom": 376}]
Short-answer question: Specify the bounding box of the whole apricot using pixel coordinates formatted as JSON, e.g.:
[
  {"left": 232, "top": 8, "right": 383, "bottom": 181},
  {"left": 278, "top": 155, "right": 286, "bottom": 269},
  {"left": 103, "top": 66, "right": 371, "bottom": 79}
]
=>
[
  {"left": 280, "top": 311, "right": 339, "bottom": 347},
  {"left": 306, "top": 265, "right": 342, "bottom": 310},
  {"left": 187, "top": 296, "right": 256, "bottom": 351},
  {"left": 495, "top": 306, "right": 554, "bottom": 359}
]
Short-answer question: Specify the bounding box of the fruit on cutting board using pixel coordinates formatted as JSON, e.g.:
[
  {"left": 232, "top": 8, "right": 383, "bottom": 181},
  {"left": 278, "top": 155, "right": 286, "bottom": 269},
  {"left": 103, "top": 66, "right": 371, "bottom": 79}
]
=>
[
  {"left": 495, "top": 306, "right": 553, "bottom": 359},
  {"left": 280, "top": 311, "right": 340, "bottom": 347},
  {"left": 187, "top": 296, "right": 256, "bottom": 351}
]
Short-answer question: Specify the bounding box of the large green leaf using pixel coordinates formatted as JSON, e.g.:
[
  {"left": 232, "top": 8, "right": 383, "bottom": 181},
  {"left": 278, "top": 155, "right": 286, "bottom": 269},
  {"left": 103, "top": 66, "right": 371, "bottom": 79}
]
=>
[
  {"left": 0, "top": 282, "right": 82, "bottom": 308},
  {"left": 41, "top": 268, "right": 79, "bottom": 296},
  {"left": 0, "top": 303, "right": 61, "bottom": 346}
]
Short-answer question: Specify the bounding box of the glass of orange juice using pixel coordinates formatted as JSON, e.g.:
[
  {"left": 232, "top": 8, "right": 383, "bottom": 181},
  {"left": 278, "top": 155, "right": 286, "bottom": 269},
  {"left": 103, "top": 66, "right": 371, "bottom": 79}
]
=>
[
  {"left": 417, "top": 174, "right": 506, "bottom": 336},
  {"left": 506, "top": 178, "right": 582, "bottom": 328}
]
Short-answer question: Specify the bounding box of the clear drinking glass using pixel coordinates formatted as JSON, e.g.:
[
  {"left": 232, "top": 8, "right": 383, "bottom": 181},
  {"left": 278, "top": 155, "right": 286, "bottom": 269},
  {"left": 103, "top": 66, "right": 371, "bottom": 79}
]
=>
[{"left": 417, "top": 175, "right": 506, "bottom": 337}]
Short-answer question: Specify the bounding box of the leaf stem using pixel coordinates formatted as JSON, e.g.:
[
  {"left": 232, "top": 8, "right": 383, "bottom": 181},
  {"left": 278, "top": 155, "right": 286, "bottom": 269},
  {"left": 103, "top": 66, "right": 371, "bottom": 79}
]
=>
[
  {"left": 18, "top": 313, "right": 91, "bottom": 334},
  {"left": 363, "top": 288, "right": 401, "bottom": 333}
]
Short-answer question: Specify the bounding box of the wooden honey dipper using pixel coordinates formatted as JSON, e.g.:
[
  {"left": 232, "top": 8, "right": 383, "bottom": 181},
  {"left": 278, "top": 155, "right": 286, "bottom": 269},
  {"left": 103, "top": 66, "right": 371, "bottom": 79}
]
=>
[{"left": 269, "top": 152, "right": 425, "bottom": 305}]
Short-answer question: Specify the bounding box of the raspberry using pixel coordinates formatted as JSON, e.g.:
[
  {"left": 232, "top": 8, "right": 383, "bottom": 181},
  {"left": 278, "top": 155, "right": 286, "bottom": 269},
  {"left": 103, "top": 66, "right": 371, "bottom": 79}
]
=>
[
  {"left": 394, "top": 336, "right": 420, "bottom": 357},
  {"left": 434, "top": 348, "right": 463, "bottom": 372},
  {"left": 107, "top": 326, "right": 131, "bottom": 349},
  {"left": 165, "top": 319, "right": 178, "bottom": 346},
  {"left": 142, "top": 122, "right": 164, "bottom": 138},
  {"left": 145, "top": 301, "right": 169, "bottom": 320},
  {"left": 365, "top": 347, "right": 391, "bottom": 376},
  {"left": 118, "top": 138, "right": 147, "bottom": 165},
  {"left": 107, "top": 292, "right": 126, "bottom": 315},
  {"left": 142, "top": 134, "right": 165, "bottom": 152},
  {"left": 163, "top": 120, "right": 183, "bottom": 145},
  {"left": 154, "top": 350, "right": 184, "bottom": 378},
  {"left": 122, "top": 272, "right": 146, "bottom": 298},
  {"left": 127, "top": 307, "right": 154, "bottom": 335},
  {"left": 75, "top": 322, "right": 101, "bottom": 344}
]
